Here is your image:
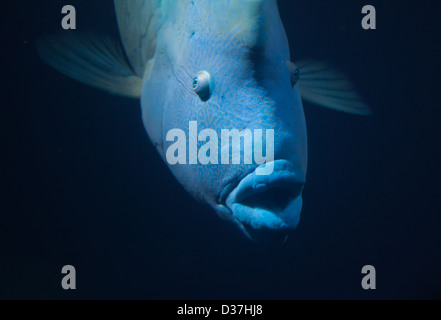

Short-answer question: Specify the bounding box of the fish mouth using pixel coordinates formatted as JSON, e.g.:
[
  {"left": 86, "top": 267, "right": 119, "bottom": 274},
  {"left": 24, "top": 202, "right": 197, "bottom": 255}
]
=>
[{"left": 217, "top": 160, "right": 305, "bottom": 243}]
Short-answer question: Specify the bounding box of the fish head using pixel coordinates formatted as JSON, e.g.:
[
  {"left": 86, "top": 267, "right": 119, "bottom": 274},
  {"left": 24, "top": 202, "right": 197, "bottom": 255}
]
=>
[{"left": 141, "top": 0, "right": 307, "bottom": 242}]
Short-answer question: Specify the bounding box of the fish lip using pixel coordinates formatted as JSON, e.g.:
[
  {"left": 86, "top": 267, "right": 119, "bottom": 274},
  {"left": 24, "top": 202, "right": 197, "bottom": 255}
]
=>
[{"left": 217, "top": 160, "right": 306, "bottom": 238}]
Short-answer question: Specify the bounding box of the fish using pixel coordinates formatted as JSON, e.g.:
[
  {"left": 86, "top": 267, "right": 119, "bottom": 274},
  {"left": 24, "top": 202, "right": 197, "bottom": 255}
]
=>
[{"left": 37, "top": 0, "right": 370, "bottom": 243}]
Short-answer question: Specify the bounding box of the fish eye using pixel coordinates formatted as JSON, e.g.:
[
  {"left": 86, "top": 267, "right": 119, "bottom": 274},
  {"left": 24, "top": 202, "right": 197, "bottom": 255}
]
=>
[
  {"left": 287, "top": 61, "right": 300, "bottom": 87},
  {"left": 290, "top": 67, "right": 300, "bottom": 87},
  {"left": 193, "top": 70, "right": 214, "bottom": 101}
]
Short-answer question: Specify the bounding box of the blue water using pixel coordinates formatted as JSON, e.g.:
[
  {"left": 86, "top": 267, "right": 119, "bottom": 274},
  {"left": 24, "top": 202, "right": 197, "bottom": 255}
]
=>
[{"left": 1, "top": 0, "right": 440, "bottom": 299}]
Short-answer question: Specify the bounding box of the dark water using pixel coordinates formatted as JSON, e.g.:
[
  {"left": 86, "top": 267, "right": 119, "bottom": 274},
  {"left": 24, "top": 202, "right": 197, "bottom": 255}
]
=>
[{"left": 1, "top": 0, "right": 440, "bottom": 299}]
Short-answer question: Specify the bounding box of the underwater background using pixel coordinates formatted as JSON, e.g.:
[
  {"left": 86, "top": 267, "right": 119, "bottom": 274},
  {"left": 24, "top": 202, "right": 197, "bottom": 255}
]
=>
[{"left": 1, "top": 0, "right": 440, "bottom": 299}]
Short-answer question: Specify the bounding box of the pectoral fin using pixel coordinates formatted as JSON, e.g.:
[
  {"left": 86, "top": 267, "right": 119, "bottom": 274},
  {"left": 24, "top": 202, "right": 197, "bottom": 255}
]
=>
[
  {"left": 36, "top": 33, "right": 143, "bottom": 98},
  {"left": 296, "top": 60, "right": 371, "bottom": 115}
]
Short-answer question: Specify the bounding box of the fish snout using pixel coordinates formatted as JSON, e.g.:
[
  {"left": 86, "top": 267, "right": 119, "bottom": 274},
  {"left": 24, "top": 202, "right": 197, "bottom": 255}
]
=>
[{"left": 218, "top": 160, "right": 305, "bottom": 242}]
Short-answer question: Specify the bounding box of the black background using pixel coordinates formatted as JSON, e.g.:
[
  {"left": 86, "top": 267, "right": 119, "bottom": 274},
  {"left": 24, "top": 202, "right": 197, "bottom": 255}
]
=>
[{"left": 1, "top": 0, "right": 440, "bottom": 299}]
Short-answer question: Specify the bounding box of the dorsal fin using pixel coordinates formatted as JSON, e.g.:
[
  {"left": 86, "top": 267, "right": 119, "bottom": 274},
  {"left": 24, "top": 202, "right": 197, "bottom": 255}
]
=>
[{"left": 114, "top": 0, "right": 163, "bottom": 77}]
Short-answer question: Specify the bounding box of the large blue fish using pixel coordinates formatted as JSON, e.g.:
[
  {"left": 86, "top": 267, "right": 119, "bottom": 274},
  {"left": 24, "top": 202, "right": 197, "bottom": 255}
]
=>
[{"left": 38, "top": 0, "right": 369, "bottom": 242}]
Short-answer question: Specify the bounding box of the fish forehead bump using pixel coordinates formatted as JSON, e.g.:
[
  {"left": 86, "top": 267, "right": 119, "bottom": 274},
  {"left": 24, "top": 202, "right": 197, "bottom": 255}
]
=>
[{"left": 163, "top": 0, "right": 283, "bottom": 49}]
